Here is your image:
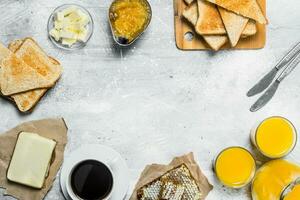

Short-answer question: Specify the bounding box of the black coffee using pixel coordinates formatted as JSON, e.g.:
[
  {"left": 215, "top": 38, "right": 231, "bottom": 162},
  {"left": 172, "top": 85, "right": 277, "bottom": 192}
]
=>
[{"left": 71, "top": 160, "right": 113, "bottom": 200}]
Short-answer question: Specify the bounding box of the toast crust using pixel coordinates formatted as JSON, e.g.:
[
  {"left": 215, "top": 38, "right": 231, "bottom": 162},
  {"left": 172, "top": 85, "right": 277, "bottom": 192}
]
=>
[
  {"left": 206, "top": 0, "right": 267, "bottom": 24},
  {"left": 7, "top": 39, "right": 24, "bottom": 52}
]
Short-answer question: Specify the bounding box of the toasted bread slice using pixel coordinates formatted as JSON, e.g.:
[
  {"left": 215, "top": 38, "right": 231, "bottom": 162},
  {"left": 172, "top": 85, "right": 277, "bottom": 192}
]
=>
[
  {"left": 203, "top": 35, "right": 228, "bottom": 50},
  {"left": 8, "top": 39, "right": 24, "bottom": 52},
  {"left": 14, "top": 38, "right": 62, "bottom": 84},
  {"left": 0, "top": 43, "right": 11, "bottom": 99},
  {"left": 218, "top": 7, "right": 248, "bottom": 47},
  {"left": 183, "top": 2, "right": 227, "bottom": 50},
  {"left": 195, "top": 0, "right": 226, "bottom": 35},
  {"left": 184, "top": 0, "right": 195, "bottom": 5},
  {"left": 242, "top": 20, "right": 257, "bottom": 36},
  {"left": 205, "top": 0, "right": 267, "bottom": 24},
  {"left": 182, "top": 2, "right": 199, "bottom": 25},
  {"left": 0, "top": 52, "right": 54, "bottom": 96},
  {"left": 12, "top": 88, "right": 47, "bottom": 112},
  {"left": 183, "top": 2, "right": 256, "bottom": 37},
  {"left": 8, "top": 39, "right": 61, "bottom": 112}
]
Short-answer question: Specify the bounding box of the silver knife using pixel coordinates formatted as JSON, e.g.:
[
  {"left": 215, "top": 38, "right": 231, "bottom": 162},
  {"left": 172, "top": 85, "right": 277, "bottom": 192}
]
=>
[
  {"left": 250, "top": 52, "right": 300, "bottom": 112},
  {"left": 247, "top": 42, "right": 300, "bottom": 97}
]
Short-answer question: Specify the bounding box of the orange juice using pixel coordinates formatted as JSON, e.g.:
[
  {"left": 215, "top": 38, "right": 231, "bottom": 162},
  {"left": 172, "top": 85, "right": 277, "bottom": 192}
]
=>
[
  {"left": 283, "top": 184, "right": 300, "bottom": 200},
  {"left": 251, "top": 116, "right": 297, "bottom": 158},
  {"left": 252, "top": 160, "right": 300, "bottom": 200},
  {"left": 214, "top": 147, "right": 256, "bottom": 188}
]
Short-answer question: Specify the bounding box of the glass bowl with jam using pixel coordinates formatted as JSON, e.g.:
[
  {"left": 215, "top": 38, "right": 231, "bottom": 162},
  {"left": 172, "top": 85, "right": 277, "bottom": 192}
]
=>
[{"left": 109, "top": 0, "right": 152, "bottom": 46}]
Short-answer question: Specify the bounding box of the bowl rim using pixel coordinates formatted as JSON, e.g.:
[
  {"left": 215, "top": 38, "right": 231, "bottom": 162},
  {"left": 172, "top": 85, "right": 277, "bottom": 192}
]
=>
[
  {"left": 47, "top": 3, "right": 94, "bottom": 50},
  {"left": 108, "top": 0, "right": 152, "bottom": 47}
]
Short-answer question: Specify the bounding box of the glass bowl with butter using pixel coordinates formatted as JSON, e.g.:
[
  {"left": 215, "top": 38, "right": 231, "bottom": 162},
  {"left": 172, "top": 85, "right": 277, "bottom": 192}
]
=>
[{"left": 47, "top": 4, "right": 94, "bottom": 50}]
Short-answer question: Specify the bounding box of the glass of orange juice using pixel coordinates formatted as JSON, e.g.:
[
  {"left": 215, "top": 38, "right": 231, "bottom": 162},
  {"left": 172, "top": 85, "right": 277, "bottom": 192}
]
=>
[
  {"left": 251, "top": 116, "right": 297, "bottom": 159},
  {"left": 281, "top": 178, "right": 300, "bottom": 200},
  {"left": 214, "top": 146, "right": 256, "bottom": 188},
  {"left": 251, "top": 159, "right": 300, "bottom": 200}
]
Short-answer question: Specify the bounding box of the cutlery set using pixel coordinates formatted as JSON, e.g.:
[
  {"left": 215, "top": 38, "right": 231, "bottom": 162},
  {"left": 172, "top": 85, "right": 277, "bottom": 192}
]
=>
[{"left": 247, "top": 42, "right": 300, "bottom": 112}]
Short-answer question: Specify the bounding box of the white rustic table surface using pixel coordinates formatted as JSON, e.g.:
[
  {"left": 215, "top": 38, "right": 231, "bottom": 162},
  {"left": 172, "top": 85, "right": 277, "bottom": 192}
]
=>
[{"left": 0, "top": 0, "right": 300, "bottom": 199}]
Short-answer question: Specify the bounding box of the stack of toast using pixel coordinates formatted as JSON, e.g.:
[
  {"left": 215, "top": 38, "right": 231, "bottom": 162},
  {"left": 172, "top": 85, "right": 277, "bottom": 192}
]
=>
[
  {"left": 182, "top": 0, "right": 267, "bottom": 50},
  {"left": 0, "top": 38, "right": 62, "bottom": 113}
]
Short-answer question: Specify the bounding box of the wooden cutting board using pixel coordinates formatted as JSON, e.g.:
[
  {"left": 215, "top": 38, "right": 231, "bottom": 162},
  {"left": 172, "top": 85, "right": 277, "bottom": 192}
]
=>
[{"left": 174, "top": 0, "right": 266, "bottom": 50}]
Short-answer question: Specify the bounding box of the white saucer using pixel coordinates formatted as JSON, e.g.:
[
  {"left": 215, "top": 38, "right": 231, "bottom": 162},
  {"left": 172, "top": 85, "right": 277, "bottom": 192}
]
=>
[{"left": 60, "top": 144, "right": 130, "bottom": 200}]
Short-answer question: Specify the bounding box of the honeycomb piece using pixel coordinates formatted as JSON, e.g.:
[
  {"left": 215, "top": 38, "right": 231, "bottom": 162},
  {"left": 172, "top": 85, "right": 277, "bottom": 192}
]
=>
[
  {"left": 160, "top": 181, "right": 185, "bottom": 200},
  {"left": 138, "top": 180, "right": 162, "bottom": 200},
  {"left": 138, "top": 164, "right": 202, "bottom": 200},
  {"left": 161, "top": 165, "right": 202, "bottom": 200}
]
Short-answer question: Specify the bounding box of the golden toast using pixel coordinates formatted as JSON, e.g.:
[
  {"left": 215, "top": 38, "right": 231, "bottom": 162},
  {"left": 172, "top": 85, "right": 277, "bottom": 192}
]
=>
[
  {"left": 218, "top": 7, "right": 248, "bottom": 46},
  {"left": 14, "top": 38, "right": 62, "bottom": 84},
  {"left": 0, "top": 52, "right": 53, "bottom": 96},
  {"left": 183, "top": 2, "right": 227, "bottom": 50},
  {"left": 206, "top": 0, "right": 267, "bottom": 24},
  {"left": 195, "top": 0, "right": 226, "bottom": 35},
  {"left": 8, "top": 39, "right": 62, "bottom": 112}
]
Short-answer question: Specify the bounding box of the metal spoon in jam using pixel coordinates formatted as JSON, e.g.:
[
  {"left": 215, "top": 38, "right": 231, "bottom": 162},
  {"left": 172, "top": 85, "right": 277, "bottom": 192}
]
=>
[{"left": 109, "top": 0, "right": 152, "bottom": 46}]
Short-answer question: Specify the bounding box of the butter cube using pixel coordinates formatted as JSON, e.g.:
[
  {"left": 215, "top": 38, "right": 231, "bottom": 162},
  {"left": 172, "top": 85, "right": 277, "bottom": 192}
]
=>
[
  {"left": 60, "top": 29, "right": 77, "bottom": 39},
  {"left": 78, "top": 10, "right": 89, "bottom": 26},
  {"left": 77, "top": 27, "right": 89, "bottom": 42},
  {"left": 7, "top": 132, "right": 56, "bottom": 189},
  {"left": 61, "top": 6, "right": 77, "bottom": 16},
  {"left": 49, "top": 29, "right": 60, "bottom": 41},
  {"left": 66, "top": 23, "right": 82, "bottom": 32},
  {"left": 68, "top": 11, "right": 82, "bottom": 22},
  {"left": 76, "top": 9, "right": 88, "bottom": 21},
  {"left": 78, "top": 15, "right": 90, "bottom": 27},
  {"left": 54, "top": 21, "right": 63, "bottom": 30},
  {"left": 62, "top": 38, "right": 77, "bottom": 46},
  {"left": 55, "top": 11, "right": 64, "bottom": 21},
  {"left": 62, "top": 17, "right": 71, "bottom": 24}
]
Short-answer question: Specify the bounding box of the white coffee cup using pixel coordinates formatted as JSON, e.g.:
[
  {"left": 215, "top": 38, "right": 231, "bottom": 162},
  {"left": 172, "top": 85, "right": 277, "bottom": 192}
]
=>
[{"left": 66, "top": 159, "right": 115, "bottom": 200}]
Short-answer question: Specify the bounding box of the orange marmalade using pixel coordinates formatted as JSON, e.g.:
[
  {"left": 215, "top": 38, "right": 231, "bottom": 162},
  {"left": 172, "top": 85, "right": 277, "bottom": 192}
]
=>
[
  {"left": 252, "top": 160, "right": 300, "bottom": 200},
  {"left": 109, "top": 0, "right": 151, "bottom": 44}
]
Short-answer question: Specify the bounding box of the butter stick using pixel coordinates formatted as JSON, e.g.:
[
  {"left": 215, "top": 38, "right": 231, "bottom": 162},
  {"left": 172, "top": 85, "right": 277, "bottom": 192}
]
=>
[{"left": 7, "top": 132, "right": 56, "bottom": 189}]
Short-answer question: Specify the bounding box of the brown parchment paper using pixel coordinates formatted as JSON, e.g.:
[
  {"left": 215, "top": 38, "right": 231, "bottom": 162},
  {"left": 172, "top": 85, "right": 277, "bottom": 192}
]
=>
[
  {"left": 0, "top": 118, "right": 68, "bottom": 200},
  {"left": 130, "top": 152, "right": 213, "bottom": 200}
]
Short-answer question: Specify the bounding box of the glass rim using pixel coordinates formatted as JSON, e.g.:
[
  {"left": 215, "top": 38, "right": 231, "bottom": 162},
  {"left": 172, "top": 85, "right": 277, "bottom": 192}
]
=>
[
  {"left": 280, "top": 177, "right": 300, "bottom": 200},
  {"left": 47, "top": 3, "right": 94, "bottom": 50},
  {"left": 254, "top": 116, "right": 298, "bottom": 159},
  {"left": 213, "top": 146, "right": 256, "bottom": 188}
]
